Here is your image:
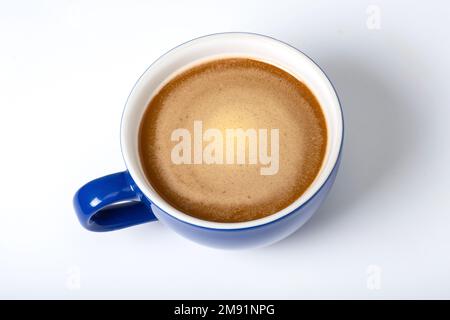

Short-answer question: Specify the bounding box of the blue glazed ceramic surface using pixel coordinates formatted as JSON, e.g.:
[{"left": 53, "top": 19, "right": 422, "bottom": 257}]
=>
[{"left": 74, "top": 155, "right": 340, "bottom": 249}]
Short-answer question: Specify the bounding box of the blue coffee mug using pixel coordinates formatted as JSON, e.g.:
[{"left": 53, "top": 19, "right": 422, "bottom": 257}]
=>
[{"left": 73, "top": 33, "right": 343, "bottom": 249}]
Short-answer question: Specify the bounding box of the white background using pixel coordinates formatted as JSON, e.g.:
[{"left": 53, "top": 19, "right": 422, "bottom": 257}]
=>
[{"left": 1, "top": 0, "right": 449, "bottom": 299}]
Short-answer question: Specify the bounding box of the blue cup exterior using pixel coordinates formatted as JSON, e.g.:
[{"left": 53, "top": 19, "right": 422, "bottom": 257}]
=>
[{"left": 74, "top": 153, "right": 341, "bottom": 249}]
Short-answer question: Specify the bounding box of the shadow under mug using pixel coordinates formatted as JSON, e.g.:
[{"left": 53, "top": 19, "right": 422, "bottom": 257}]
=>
[{"left": 73, "top": 33, "right": 343, "bottom": 249}]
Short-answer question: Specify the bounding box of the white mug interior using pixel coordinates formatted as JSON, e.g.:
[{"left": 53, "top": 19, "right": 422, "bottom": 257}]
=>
[{"left": 121, "top": 33, "right": 343, "bottom": 230}]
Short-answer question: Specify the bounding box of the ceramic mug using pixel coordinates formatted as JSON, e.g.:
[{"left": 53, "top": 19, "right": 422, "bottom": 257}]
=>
[{"left": 73, "top": 32, "right": 343, "bottom": 249}]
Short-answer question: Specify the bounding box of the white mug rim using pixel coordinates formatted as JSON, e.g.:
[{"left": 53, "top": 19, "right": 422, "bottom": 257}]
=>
[{"left": 120, "top": 32, "right": 343, "bottom": 230}]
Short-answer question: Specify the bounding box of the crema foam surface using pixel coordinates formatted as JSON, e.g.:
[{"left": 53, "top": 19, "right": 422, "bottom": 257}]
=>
[{"left": 139, "top": 58, "right": 327, "bottom": 222}]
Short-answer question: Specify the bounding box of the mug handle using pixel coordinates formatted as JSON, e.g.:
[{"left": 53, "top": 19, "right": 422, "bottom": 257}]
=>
[{"left": 73, "top": 171, "right": 157, "bottom": 231}]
